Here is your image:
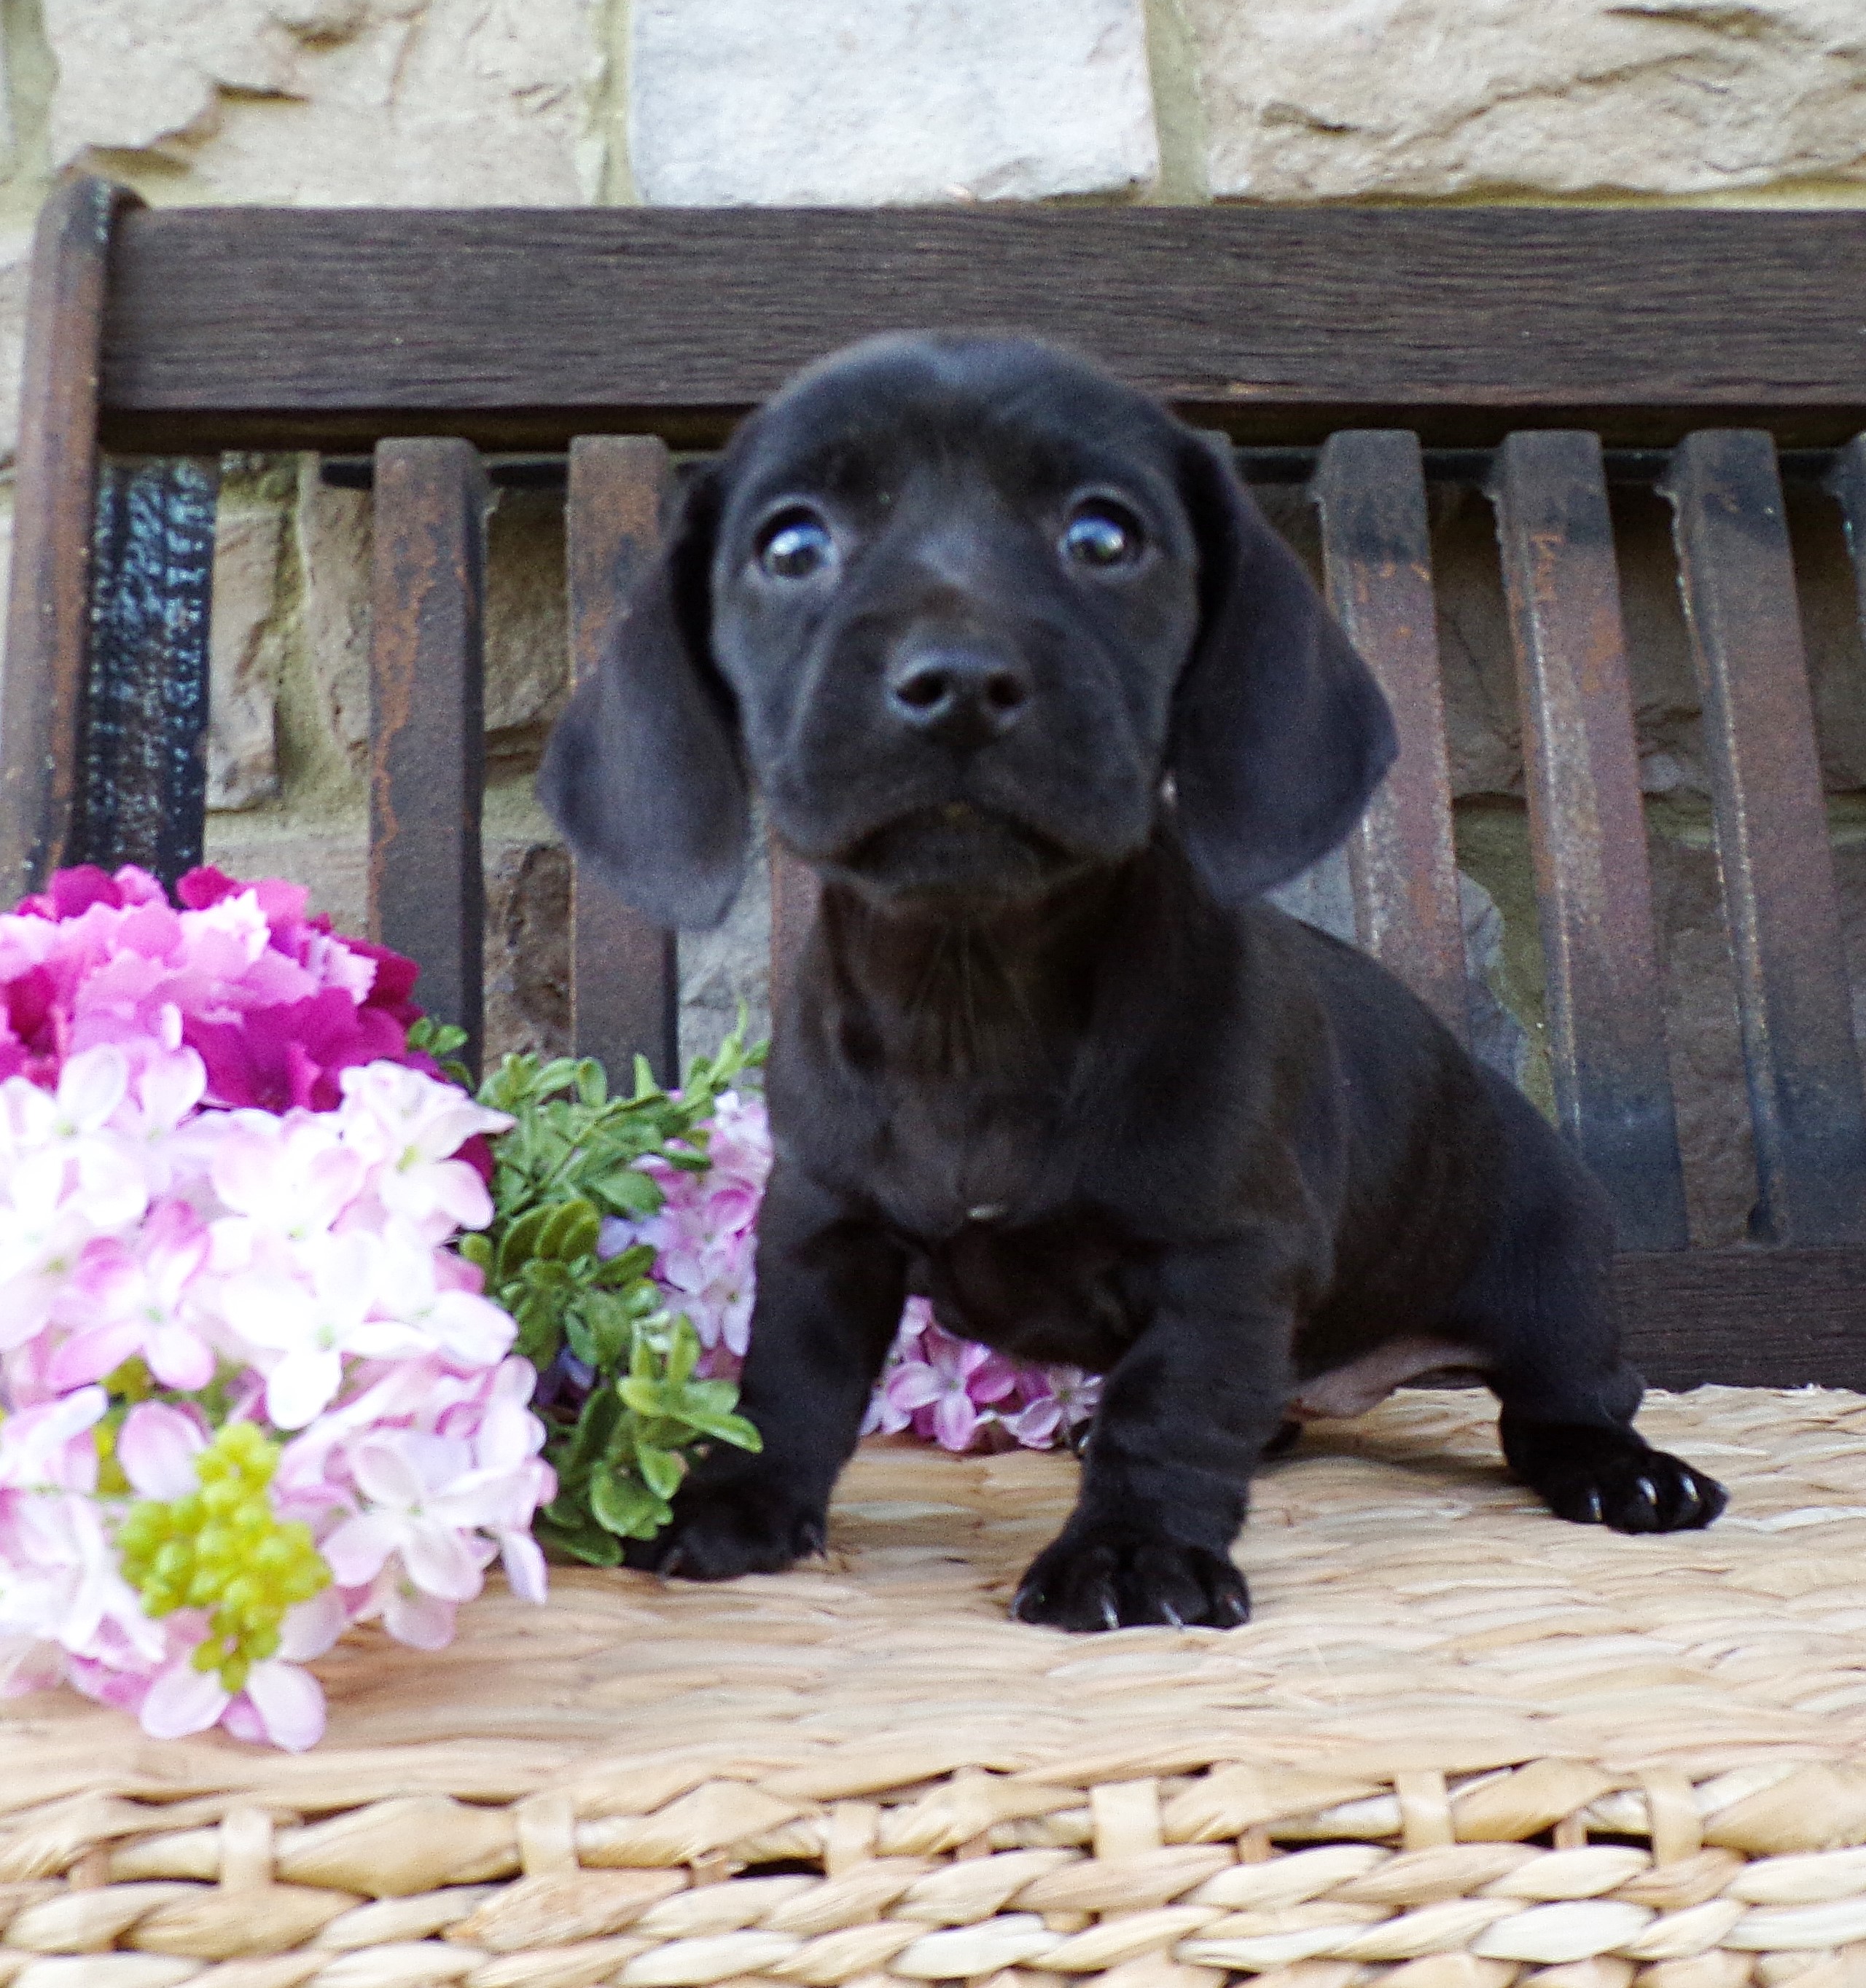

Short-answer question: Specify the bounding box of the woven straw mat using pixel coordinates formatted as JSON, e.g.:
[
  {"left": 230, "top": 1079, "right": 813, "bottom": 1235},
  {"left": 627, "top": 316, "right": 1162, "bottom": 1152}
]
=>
[{"left": 7, "top": 1385, "right": 1866, "bottom": 1988}]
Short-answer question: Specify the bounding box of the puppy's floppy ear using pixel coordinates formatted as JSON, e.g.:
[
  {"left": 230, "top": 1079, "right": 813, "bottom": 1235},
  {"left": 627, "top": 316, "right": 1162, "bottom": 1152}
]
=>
[
  {"left": 1168, "top": 435, "right": 1397, "bottom": 903},
  {"left": 539, "top": 467, "right": 750, "bottom": 930}
]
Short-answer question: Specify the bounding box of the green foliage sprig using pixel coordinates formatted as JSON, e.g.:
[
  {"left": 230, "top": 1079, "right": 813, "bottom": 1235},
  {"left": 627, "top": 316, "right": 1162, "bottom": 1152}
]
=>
[{"left": 410, "top": 1017, "right": 765, "bottom": 1566}]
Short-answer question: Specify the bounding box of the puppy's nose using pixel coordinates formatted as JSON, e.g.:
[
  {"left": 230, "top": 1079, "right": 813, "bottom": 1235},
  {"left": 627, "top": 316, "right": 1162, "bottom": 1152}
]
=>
[{"left": 885, "top": 647, "right": 1031, "bottom": 748}]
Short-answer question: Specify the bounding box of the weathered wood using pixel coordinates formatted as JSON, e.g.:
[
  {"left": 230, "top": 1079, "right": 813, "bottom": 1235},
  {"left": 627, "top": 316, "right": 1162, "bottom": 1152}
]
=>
[
  {"left": 0, "top": 176, "right": 140, "bottom": 897},
  {"left": 1613, "top": 1247, "right": 1866, "bottom": 1391},
  {"left": 1827, "top": 434, "right": 1866, "bottom": 654},
  {"left": 369, "top": 437, "right": 488, "bottom": 1076},
  {"left": 566, "top": 435, "right": 681, "bottom": 1087},
  {"left": 1489, "top": 432, "right": 1688, "bottom": 1251},
  {"left": 1659, "top": 431, "right": 1866, "bottom": 1246},
  {"left": 1310, "top": 431, "right": 1468, "bottom": 1044},
  {"left": 99, "top": 204, "right": 1866, "bottom": 452},
  {"left": 80, "top": 458, "right": 218, "bottom": 887}
]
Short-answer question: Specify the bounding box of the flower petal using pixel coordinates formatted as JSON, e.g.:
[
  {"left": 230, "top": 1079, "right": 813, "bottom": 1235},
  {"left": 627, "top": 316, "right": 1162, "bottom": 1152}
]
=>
[
  {"left": 242, "top": 1660, "right": 326, "bottom": 1752},
  {"left": 139, "top": 1659, "right": 230, "bottom": 1740},
  {"left": 117, "top": 1403, "right": 206, "bottom": 1501}
]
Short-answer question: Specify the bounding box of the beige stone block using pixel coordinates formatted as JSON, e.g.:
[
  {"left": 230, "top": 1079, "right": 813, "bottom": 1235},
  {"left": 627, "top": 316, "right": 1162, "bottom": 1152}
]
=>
[
  {"left": 44, "top": 0, "right": 601, "bottom": 204},
  {"left": 206, "top": 501, "right": 286, "bottom": 811},
  {"left": 484, "top": 837, "right": 569, "bottom": 1063},
  {"left": 631, "top": 0, "right": 1158, "bottom": 205},
  {"left": 200, "top": 817, "right": 369, "bottom": 939},
  {"left": 483, "top": 489, "right": 569, "bottom": 743},
  {"left": 297, "top": 458, "right": 372, "bottom": 767},
  {"left": 0, "top": 232, "right": 35, "bottom": 474},
  {"left": 197, "top": 815, "right": 577, "bottom": 1066},
  {"left": 297, "top": 467, "right": 569, "bottom": 770},
  {"left": 1186, "top": 0, "right": 1866, "bottom": 200}
]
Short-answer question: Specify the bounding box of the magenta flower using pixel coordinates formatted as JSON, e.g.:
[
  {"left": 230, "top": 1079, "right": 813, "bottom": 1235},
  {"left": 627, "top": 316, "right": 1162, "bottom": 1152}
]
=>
[{"left": 0, "top": 865, "right": 554, "bottom": 1750}]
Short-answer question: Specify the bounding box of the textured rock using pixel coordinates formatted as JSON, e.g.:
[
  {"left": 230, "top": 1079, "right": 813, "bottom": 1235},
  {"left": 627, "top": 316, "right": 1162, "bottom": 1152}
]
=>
[
  {"left": 484, "top": 839, "right": 570, "bottom": 1063},
  {"left": 200, "top": 815, "right": 575, "bottom": 1065},
  {"left": 0, "top": 234, "right": 34, "bottom": 474},
  {"left": 296, "top": 460, "right": 372, "bottom": 767},
  {"left": 680, "top": 834, "right": 774, "bottom": 1063},
  {"left": 1187, "top": 0, "right": 1866, "bottom": 200},
  {"left": 206, "top": 501, "right": 286, "bottom": 810},
  {"left": 297, "top": 468, "right": 570, "bottom": 772},
  {"left": 482, "top": 490, "right": 569, "bottom": 746},
  {"left": 44, "top": 0, "right": 600, "bottom": 204},
  {"left": 630, "top": 0, "right": 1158, "bottom": 205}
]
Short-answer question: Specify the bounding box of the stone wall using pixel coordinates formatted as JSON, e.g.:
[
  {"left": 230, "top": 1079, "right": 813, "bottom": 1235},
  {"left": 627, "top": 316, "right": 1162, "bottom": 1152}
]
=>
[{"left": 0, "top": 0, "right": 1862, "bottom": 1242}]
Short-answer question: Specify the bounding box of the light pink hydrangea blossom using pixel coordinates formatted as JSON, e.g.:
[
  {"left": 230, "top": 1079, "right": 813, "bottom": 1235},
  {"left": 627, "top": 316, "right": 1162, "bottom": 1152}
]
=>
[
  {"left": 601, "top": 1092, "right": 1100, "bottom": 1455},
  {"left": 0, "top": 866, "right": 553, "bottom": 1750}
]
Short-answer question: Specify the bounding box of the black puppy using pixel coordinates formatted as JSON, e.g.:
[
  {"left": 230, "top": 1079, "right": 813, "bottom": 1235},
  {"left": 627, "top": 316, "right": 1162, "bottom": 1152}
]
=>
[{"left": 541, "top": 334, "right": 1725, "bottom": 1632}]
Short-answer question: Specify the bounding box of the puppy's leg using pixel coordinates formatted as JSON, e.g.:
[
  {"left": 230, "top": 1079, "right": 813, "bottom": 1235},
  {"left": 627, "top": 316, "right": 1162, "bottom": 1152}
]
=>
[
  {"left": 1012, "top": 1241, "right": 1288, "bottom": 1632},
  {"left": 633, "top": 1162, "right": 907, "bottom": 1578},
  {"left": 1453, "top": 1089, "right": 1725, "bottom": 1534}
]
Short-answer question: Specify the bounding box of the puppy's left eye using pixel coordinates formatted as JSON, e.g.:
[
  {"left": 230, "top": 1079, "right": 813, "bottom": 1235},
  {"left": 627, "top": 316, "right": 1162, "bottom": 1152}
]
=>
[
  {"left": 1062, "top": 503, "right": 1145, "bottom": 570},
  {"left": 757, "top": 510, "right": 836, "bottom": 581}
]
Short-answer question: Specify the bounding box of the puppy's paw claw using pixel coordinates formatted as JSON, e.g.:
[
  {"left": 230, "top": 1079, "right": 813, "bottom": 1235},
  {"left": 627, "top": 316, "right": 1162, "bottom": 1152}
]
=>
[
  {"left": 625, "top": 1480, "right": 828, "bottom": 1580},
  {"left": 1012, "top": 1526, "right": 1250, "bottom": 1632},
  {"left": 1534, "top": 1447, "right": 1725, "bottom": 1534}
]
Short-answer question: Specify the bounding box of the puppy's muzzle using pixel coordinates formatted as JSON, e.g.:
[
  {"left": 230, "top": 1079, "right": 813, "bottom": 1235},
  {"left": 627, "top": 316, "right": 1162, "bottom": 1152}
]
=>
[{"left": 884, "top": 643, "right": 1032, "bottom": 753}]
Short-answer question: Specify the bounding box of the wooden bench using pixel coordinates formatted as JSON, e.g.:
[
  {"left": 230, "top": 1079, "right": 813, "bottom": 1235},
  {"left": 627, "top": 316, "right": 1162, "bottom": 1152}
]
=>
[{"left": 5, "top": 172, "right": 1865, "bottom": 1390}]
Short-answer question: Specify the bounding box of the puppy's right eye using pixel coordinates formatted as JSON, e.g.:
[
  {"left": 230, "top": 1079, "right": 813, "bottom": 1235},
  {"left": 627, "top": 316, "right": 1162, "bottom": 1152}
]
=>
[{"left": 757, "top": 511, "right": 835, "bottom": 580}]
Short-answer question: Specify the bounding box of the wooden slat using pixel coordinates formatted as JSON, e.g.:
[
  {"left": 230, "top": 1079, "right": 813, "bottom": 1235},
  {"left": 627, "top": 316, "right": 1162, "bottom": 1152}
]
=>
[
  {"left": 1659, "top": 430, "right": 1866, "bottom": 1245},
  {"left": 0, "top": 176, "right": 138, "bottom": 897},
  {"left": 1613, "top": 1248, "right": 1866, "bottom": 1391},
  {"left": 1310, "top": 431, "right": 1468, "bottom": 1043},
  {"left": 1489, "top": 432, "right": 1689, "bottom": 1251},
  {"left": 97, "top": 203, "right": 1866, "bottom": 452},
  {"left": 79, "top": 457, "right": 218, "bottom": 888},
  {"left": 566, "top": 435, "right": 680, "bottom": 1088},
  {"left": 368, "top": 437, "right": 488, "bottom": 1076},
  {"left": 768, "top": 840, "right": 822, "bottom": 1033},
  {"left": 1827, "top": 433, "right": 1866, "bottom": 644}
]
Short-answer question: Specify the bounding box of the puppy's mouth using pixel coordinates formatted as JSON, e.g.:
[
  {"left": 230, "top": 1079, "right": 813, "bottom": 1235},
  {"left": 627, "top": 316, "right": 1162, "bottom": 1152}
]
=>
[{"left": 836, "top": 803, "right": 1082, "bottom": 904}]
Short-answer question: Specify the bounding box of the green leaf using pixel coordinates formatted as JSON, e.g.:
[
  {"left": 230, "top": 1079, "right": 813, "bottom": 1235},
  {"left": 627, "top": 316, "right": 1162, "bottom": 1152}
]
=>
[
  {"left": 498, "top": 1205, "right": 554, "bottom": 1275},
  {"left": 582, "top": 1291, "right": 633, "bottom": 1371},
  {"left": 575, "top": 1058, "right": 609, "bottom": 1108},
  {"left": 590, "top": 1464, "right": 671, "bottom": 1539},
  {"left": 563, "top": 1307, "right": 597, "bottom": 1368},
  {"left": 593, "top": 1242, "right": 656, "bottom": 1286},
  {"left": 635, "top": 1444, "right": 686, "bottom": 1501},
  {"left": 590, "top": 1167, "right": 663, "bottom": 1218},
  {"left": 616, "top": 1374, "right": 668, "bottom": 1418},
  {"left": 535, "top": 1512, "right": 622, "bottom": 1567},
  {"left": 539, "top": 1197, "right": 601, "bottom": 1263},
  {"left": 666, "top": 1315, "right": 700, "bottom": 1388},
  {"left": 676, "top": 1402, "right": 764, "bottom": 1451}
]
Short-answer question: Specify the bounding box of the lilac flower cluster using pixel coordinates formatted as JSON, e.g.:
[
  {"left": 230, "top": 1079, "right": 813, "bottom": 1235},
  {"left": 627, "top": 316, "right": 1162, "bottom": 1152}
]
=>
[
  {"left": 0, "top": 866, "right": 553, "bottom": 1750},
  {"left": 606, "top": 1092, "right": 1101, "bottom": 1453}
]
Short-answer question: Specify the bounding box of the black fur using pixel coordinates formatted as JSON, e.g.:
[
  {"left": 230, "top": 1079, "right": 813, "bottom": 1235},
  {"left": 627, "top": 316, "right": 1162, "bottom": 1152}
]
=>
[{"left": 540, "top": 334, "right": 1725, "bottom": 1630}]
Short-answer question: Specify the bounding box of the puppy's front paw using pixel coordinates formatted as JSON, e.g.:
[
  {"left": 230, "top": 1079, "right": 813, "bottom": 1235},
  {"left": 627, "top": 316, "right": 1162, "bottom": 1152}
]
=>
[
  {"left": 1504, "top": 1420, "right": 1726, "bottom": 1534},
  {"left": 1012, "top": 1525, "right": 1249, "bottom": 1632},
  {"left": 627, "top": 1479, "right": 827, "bottom": 1579}
]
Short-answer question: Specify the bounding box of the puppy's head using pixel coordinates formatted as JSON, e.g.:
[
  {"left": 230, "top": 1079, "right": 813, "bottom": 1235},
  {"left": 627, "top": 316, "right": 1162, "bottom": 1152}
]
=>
[{"left": 541, "top": 334, "right": 1395, "bottom": 927}]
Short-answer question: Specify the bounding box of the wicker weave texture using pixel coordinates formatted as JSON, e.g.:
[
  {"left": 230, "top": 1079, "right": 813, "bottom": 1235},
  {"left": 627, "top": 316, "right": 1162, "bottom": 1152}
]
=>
[{"left": 4, "top": 1386, "right": 1866, "bottom": 1988}]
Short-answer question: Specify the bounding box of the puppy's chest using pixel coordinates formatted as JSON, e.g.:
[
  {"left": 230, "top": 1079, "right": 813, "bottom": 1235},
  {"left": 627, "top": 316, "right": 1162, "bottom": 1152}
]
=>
[{"left": 870, "top": 1076, "right": 1064, "bottom": 1240}]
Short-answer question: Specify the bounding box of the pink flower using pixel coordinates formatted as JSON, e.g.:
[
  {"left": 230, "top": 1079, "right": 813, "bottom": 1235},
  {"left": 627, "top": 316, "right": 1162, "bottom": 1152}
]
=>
[
  {"left": 336, "top": 1062, "right": 510, "bottom": 1242},
  {"left": 47, "top": 1203, "right": 217, "bottom": 1393},
  {"left": 0, "top": 866, "right": 557, "bottom": 1753},
  {"left": 222, "top": 1232, "right": 426, "bottom": 1429},
  {"left": 321, "top": 1431, "right": 503, "bottom": 1604},
  {"left": 883, "top": 1316, "right": 1020, "bottom": 1453},
  {"left": 115, "top": 1402, "right": 208, "bottom": 1500}
]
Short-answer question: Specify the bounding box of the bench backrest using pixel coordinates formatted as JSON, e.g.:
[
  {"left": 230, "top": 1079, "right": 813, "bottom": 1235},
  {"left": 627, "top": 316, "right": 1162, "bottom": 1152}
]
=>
[{"left": 7, "top": 173, "right": 1866, "bottom": 1389}]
